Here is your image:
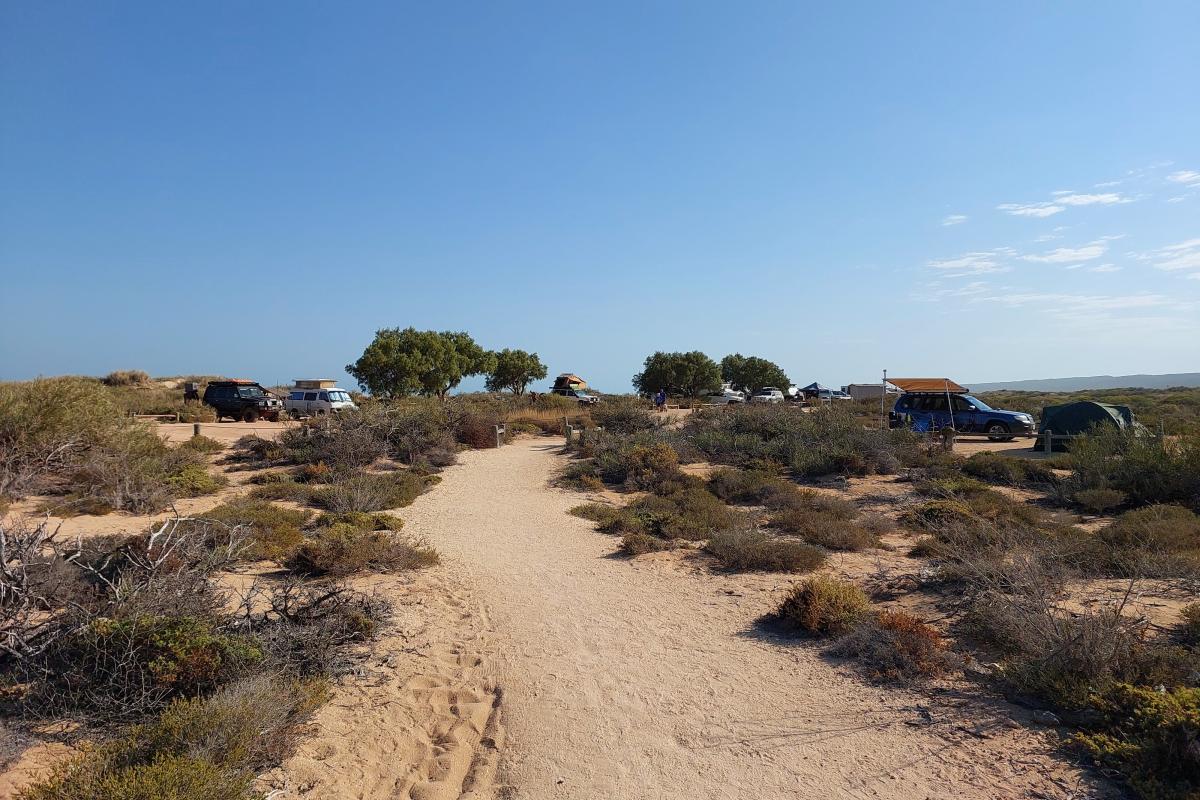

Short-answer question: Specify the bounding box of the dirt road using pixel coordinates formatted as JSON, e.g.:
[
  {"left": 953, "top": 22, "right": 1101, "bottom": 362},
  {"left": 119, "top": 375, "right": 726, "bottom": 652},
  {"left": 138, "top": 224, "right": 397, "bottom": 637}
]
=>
[{"left": 390, "top": 438, "right": 1104, "bottom": 800}]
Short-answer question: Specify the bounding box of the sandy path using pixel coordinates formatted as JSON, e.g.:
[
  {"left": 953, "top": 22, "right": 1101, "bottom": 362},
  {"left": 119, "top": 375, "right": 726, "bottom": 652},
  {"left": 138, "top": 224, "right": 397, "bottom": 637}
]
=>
[{"left": 397, "top": 438, "right": 1108, "bottom": 800}]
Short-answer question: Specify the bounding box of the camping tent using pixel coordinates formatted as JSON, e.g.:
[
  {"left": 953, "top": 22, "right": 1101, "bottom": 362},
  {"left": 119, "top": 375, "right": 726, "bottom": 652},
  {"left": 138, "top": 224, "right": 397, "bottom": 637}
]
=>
[
  {"left": 1037, "top": 401, "right": 1136, "bottom": 450},
  {"left": 798, "top": 382, "right": 828, "bottom": 397}
]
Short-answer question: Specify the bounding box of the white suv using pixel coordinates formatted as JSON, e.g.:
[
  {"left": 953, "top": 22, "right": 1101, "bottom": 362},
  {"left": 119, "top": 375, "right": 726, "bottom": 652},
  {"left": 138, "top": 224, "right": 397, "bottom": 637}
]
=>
[{"left": 750, "top": 387, "right": 785, "bottom": 403}]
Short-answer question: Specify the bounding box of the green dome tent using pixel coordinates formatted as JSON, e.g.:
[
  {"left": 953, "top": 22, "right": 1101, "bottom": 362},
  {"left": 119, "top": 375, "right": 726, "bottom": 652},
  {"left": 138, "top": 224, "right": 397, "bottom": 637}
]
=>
[{"left": 1037, "top": 401, "right": 1136, "bottom": 450}]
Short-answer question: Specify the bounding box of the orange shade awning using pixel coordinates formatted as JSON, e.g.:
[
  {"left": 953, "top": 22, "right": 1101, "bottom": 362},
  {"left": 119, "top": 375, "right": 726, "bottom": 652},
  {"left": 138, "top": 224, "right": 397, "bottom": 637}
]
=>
[{"left": 886, "top": 378, "right": 969, "bottom": 393}]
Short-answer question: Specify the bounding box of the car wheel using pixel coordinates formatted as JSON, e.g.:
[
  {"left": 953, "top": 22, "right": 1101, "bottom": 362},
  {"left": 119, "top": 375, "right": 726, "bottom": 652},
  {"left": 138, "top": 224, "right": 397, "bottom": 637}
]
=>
[
  {"left": 242, "top": 409, "right": 259, "bottom": 423},
  {"left": 985, "top": 421, "right": 1010, "bottom": 442}
]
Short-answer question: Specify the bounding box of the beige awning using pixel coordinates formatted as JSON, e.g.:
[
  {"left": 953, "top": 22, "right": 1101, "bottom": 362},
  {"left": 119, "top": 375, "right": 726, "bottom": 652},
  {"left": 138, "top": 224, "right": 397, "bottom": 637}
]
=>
[{"left": 887, "top": 378, "right": 968, "bottom": 393}]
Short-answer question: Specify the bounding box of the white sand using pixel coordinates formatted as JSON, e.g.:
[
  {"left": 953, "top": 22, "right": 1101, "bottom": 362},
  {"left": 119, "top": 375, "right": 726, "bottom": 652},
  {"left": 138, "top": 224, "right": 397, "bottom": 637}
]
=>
[{"left": 272, "top": 438, "right": 1109, "bottom": 800}]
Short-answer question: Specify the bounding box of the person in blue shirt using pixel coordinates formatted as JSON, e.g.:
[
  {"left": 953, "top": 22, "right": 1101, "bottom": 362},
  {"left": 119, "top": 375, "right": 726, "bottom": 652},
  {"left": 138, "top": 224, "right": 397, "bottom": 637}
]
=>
[{"left": 654, "top": 389, "right": 667, "bottom": 411}]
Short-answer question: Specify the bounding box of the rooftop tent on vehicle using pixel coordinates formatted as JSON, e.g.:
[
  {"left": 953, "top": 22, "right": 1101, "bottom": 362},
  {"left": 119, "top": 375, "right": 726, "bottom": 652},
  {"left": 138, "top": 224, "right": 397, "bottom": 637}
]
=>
[{"left": 552, "top": 374, "right": 589, "bottom": 391}]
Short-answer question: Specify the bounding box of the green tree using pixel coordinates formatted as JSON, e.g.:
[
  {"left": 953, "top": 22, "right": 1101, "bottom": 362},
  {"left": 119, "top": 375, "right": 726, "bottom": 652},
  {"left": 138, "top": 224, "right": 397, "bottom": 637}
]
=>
[
  {"left": 346, "top": 328, "right": 496, "bottom": 399},
  {"left": 632, "top": 351, "right": 722, "bottom": 398},
  {"left": 485, "top": 349, "right": 548, "bottom": 395},
  {"left": 721, "top": 353, "right": 791, "bottom": 395}
]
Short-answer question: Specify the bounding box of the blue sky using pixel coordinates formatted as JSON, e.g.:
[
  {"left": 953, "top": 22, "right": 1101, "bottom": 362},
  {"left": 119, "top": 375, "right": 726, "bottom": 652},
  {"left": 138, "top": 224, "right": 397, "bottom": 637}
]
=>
[{"left": 2, "top": 1, "right": 1198, "bottom": 393}]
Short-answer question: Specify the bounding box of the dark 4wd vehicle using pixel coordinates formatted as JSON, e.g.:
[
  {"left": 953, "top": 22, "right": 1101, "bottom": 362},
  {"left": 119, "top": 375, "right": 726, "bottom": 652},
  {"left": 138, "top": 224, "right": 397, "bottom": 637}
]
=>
[
  {"left": 203, "top": 380, "right": 284, "bottom": 422},
  {"left": 890, "top": 393, "right": 1034, "bottom": 441}
]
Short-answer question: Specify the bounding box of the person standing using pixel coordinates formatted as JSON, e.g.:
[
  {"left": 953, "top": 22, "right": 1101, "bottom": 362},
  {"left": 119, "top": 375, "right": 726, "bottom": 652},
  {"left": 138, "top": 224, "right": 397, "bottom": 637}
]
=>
[{"left": 654, "top": 388, "right": 667, "bottom": 412}]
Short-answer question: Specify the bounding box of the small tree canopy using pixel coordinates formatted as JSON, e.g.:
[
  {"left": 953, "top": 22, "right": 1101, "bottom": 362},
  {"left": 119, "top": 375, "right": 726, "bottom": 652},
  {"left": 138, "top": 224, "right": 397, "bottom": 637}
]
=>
[
  {"left": 721, "top": 353, "right": 791, "bottom": 395},
  {"left": 346, "top": 328, "right": 496, "bottom": 399},
  {"left": 485, "top": 349, "right": 548, "bottom": 395},
  {"left": 632, "top": 351, "right": 722, "bottom": 398}
]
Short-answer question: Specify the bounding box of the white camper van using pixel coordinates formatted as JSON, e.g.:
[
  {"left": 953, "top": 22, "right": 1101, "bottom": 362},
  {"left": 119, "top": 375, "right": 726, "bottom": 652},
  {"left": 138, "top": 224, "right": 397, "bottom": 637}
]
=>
[{"left": 283, "top": 379, "right": 357, "bottom": 418}]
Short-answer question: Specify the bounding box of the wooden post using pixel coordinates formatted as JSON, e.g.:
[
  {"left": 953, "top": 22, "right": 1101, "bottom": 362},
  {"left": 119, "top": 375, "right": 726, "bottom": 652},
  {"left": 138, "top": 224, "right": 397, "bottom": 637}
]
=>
[
  {"left": 193, "top": 423, "right": 201, "bottom": 437},
  {"left": 494, "top": 424, "right": 505, "bottom": 449},
  {"left": 1043, "top": 429, "right": 1052, "bottom": 454},
  {"left": 564, "top": 424, "right": 574, "bottom": 445}
]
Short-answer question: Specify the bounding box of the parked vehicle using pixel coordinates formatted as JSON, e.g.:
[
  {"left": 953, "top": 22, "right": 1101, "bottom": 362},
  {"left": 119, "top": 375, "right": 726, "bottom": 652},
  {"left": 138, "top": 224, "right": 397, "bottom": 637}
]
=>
[
  {"left": 203, "top": 380, "right": 284, "bottom": 422},
  {"left": 703, "top": 387, "right": 745, "bottom": 404},
  {"left": 283, "top": 379, "right": 357, "bottom": 418},
  {"left": 890, "top": 393, "right": 1034, "bottom": 441},
  {"left": 817, "top": 389, "right": 853, "bottom": 401},
  {"left": 552, "top": 387, "right": 599, "bottom": 405},
  {"left": 750, "top": 387, "right": 785, "bottom": 403}
]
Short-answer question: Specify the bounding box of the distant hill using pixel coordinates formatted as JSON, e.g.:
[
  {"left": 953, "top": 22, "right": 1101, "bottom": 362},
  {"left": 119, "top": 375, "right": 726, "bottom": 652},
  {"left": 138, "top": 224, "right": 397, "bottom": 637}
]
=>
[{"left": 969, "top": 373, "right": 1200, "bottom": 392}]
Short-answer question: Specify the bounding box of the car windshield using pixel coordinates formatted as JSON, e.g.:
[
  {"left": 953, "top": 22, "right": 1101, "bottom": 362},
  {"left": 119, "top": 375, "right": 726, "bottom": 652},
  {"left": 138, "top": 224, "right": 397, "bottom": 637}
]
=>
[
  {"left": 963, "top": 395, "right": 992, "bottom": 411},
  {"left": 237, "top": 386, "right": 265, "bottom": 398},
  {"left": 328, "top": 391, "right": 351, "bottom": 402}
]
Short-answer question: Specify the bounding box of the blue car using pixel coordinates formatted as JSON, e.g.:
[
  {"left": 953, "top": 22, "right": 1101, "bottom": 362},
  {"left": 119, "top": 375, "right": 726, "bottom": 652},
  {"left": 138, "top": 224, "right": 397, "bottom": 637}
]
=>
[{"left": 890, "top": 393, "right": 1035, "bottom": 441}]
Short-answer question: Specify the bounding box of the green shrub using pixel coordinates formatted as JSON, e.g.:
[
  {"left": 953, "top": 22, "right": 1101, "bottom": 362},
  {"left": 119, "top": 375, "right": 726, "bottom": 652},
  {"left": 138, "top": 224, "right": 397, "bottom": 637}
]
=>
[
  {"left": 773, "top": 576, "right": 870, "bottom": 636},
  {"left": 166, "top": 464, "right": 228, "bottom": 498},
  {"left": 707, "top": 468, "right": 799, "bottom": 508},
  {"left": 591, "top": 397, "right": 657, "bottom": 434},
  {"left": 568, "top": 503, "right": 622, "bottom": 524},
  {"left": 961, "top": 452, "right": 1056, "bottom": 487},
  {"left": 769, "top": 491, "right": 875, "bottom": 550},
  {"left": 32, "top": 615, "right": 263, "bottom": 717},
  {"left": 198, "top": 499, "right": 312, "bottom": 561},
  {"left": 312, "top": 511, "right": 404, "bottom": 531},
  {"left": 683, "top": 404, "right": 919, "bottom": 477},
  {"left": 705, "top": 529, "right": 826, "bottom": 572},
  {"left": 1073, "top": 487, "right": 1127, "bottom": 514},
  {"left": 1073, "top": 684, "right": 1200, "bottom": 800},
  {"left": 1082, "top": 505, "right": 1200, "bottom": 578},
  {"left": 1062, "top": 427, "right": 1200, "bottom": 511},
  {"left": 247, "top": 477, "right": 314, "bottom": 503},
  {"left": 285, "top": 525, "right": 438, "bottom": 576},
  {"left": 178, "top": 434, "right": 225, "bottom": 454},
  {"left": 20, "top": 676, "right": 327, "bottom": 800},
  {"left": 616, "top": 443, "right": 682, "bottom": 491},
  {"left": 914, "top": 475, "right": 991, "bottom": 498},
  {"left": 620, "top": 532, "right": 673, "bottom": 556},
  {"left": 831, "top": 610, "right": 956, "bottom": 683}
]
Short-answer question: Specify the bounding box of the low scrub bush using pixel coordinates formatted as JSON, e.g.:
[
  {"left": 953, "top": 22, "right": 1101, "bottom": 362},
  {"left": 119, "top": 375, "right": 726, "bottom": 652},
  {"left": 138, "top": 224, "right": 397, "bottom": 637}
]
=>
[
  {"left": 960, "top": 452, "right": 1056, "bottom": 487},
  {"left": 166, "top": 464, "right": 228, "bottom": 498},
  {"left": 1061, "top": 427, "right": 1200, "bottom": 512},
  {"left": 101, "top": 369, "right": 151, "bottom": 387},
  {"left": 706, "top": 467, "right": 797, "bottom": 508},
  {"left": 247, "top": 581, "right": 393, "bottom": 677},
  {"left": 683, "top": 404, "right": 920, "bottom": 478},
  {"left": 178, "top": 434, "right": 225, "bottom": 454},
  {"left": 1073, "top": 683, "right": 1200, "bottom": 800},
  {"left": 285, "top": 525, "right": 438, "bottom": 577},
  {"left": 623, "top": 487, "right": 740, "bottom": 541},
  {"left": 831, "top": 610, "right": 956, "bottom": 683},
  {"left": 705, "top": 529, "right": 826, "bottom": 572},
  {"left": 618, "top": 443, "right": 683, "bottom": 491},
  {"left": 620, "top": 532, "right": 674, "bottom": 556},
  {"left": 197, "top": 499, "right": 312, "bottom": 561},
  {"left": 568, "top": 503, "right": 622, "bottom": 524},
  {"left": 1080, "top": 504, "right": 1200, "bottom": 578},
  {"left": 29, "top": 615, "right": 263, "bottom": 718},
  {"left": 591, "top": 397, "right": 657, "bottom": 435},
  {"left": 312, "top": 511, "right": 404, "bottom": 531},
  {"left": 1181, "top": 603, "right": 1200, "bottom": 646},
  {"left": 247, "top": 477, "right": 314, "bottom": 503},
  {"left": 769, "top": 491, "right": 877, "bottom": 551},
  {"left": 1073, "top": 487, "right": 1127, "bottom": 514},
  {"left": 20, "top": 675, "right": 327, "bottom": 800},
  {"left": 310, "top": 471, "right": 436, "bottom": 513},
  {"left": 772, "top": 576, "right": 870, "bottom": 636}
]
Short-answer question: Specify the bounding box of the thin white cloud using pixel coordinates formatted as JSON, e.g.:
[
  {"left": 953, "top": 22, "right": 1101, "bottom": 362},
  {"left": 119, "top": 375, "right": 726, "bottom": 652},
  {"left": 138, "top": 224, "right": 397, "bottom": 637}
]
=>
[
  {"left": 1094, "top": 180, "right": 1122, "bottom": 188},
  {"left": 1088, "top": 264, "right": 1121, "bottom": 273},
  {"left": 1022, "top": 240, "right": 1107, "bottom": 263},
  {"left": 1153, "top": 238, "right": 1200, "bottom": 272},
  {"left": 998, "top": 202, "right": 1063, "bottom": 218},
  {"left": 926, "top": 250, "right": 1012, "bottom": 276},
  {"left": 1167, "top": 170, "right": 1200, "bottom": 187},
  {"left": 941, "top": 214, "right": 968, "bottom": 226},
  {"left": 1055, "top": 192, "right": 1126, "bottom": 206}
]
